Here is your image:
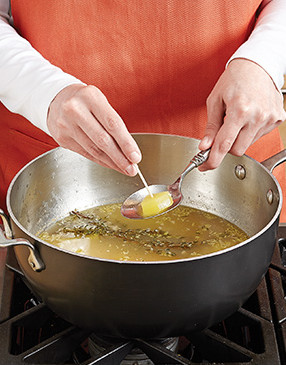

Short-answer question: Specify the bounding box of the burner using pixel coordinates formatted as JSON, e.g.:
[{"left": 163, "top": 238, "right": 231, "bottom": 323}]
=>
[{"left": 87, "top": 335, "right": 180, "bottom": 365}]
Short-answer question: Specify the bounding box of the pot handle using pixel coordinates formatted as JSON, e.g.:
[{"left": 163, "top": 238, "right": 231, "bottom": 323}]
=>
[
  {"left": 0, "top": 209, "right": 45, "bottom": 272},
  {"left": 261, "top": 149, "right": 286, "bottom": 172}
]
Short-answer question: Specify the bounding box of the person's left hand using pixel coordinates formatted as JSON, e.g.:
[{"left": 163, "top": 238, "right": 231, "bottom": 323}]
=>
[{"left": 198, "top": 58, "right": 286, "bottom": 171}]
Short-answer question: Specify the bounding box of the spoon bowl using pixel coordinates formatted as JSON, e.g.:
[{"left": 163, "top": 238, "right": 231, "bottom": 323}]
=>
[
  {"left": 120, "top": 184, "right": 183, "bottom": 219},
  {"left": 121, "top": 148, "right": 210, "bottom": 219}
]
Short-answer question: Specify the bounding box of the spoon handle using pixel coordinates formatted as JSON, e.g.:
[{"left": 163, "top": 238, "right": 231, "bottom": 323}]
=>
[
  {"left": 180, "top": 148, "right": 211, "bottom": 179},
  {"left": 191, "top": 148, "right": 211, "bottom": 166}
]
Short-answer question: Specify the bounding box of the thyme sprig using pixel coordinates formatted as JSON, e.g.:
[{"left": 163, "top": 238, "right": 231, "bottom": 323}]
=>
[{"left": 59, "top": 211, "right": 192, "bottom": 253}]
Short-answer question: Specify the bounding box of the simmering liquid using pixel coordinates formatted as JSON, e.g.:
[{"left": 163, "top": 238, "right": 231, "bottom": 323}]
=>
[{"left": 38, "top": 203, "right": 248, "bottom": 262}]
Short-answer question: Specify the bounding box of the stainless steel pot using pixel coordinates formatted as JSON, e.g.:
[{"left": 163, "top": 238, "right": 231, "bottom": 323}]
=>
[{"left": 0, "top": 134, "right": 285, "bottom": 338}]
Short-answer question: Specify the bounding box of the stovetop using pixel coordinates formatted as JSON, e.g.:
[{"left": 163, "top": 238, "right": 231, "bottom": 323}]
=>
[{"left": 1, "top": 226, "right": 286, "bottom": 365}]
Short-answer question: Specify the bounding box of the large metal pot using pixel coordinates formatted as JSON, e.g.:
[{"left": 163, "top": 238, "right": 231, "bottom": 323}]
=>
[{"left": 0, "top": 134, "right": 285, "bottom": 339}]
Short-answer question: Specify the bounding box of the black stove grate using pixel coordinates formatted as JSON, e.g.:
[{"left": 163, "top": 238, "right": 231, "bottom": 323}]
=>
[{"left": 1, "top": 228, "right": 286, "bottom": 365}]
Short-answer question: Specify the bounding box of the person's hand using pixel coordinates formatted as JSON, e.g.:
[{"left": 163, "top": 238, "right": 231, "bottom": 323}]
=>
[
  {"left": 47, "top": 84, "right": 141, "bottom": 176},
  {"left": 198, "top": 58, "right": 286, "bottom": 171}
]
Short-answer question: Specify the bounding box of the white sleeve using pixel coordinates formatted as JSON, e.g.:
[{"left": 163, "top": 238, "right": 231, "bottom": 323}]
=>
[
  {"left": 1, "top": 0, "right": 286, "bottom": 136},
  {"left": 0, "top": 1, "right": 84, "bottom": 135},
  {"left": 228, "top": 0, "right": 286, "bottom": 90}
]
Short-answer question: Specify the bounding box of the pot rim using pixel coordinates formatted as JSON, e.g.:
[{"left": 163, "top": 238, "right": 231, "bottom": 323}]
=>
[{"left": 6, "top": 134, "right": 282, "bottom": 265}]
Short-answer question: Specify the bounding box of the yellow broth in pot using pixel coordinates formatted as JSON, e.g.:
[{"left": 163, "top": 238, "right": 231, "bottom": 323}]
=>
[{"left": 38, "top": 203, "right": 248, "bottom": 262}]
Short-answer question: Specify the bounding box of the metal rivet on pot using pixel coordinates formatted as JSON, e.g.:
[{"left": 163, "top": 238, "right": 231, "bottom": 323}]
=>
[
  {"left": 266, "top": 189, "right": 274, "bottom": 205},
  {"left": 235, "top": 165, "right": 246, "bottom": 180}
]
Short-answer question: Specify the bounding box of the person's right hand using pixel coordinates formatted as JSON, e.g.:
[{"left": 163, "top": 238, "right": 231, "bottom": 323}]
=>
[{"left": 47, "top": 84, "right": 141, "bottom": 176}]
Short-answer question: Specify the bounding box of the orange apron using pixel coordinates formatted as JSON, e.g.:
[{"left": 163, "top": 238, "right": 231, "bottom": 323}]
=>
[{"left": 1, "top": 0, "right": 286, "bottom": 221}]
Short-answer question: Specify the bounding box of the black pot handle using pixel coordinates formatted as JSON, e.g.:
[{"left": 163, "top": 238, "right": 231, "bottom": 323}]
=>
[{"left": 0, "top": 209, "right": 45, "bottom": 272}]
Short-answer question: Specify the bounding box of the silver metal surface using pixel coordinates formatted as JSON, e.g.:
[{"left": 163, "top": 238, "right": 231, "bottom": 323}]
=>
[
  {"left": 4, "top": 135, "right": 286, "bottom": 248},
  {"left": 261, "top": 149, "right": 286, "bottom": 172},
  {"left": 0, "top": 226, "right": 44, "bottom": 272},
  {"left": 121, "top": 148, "right": 211, "bottom": 219},
  {"left": 266, "top": 189, "right": 274, "bottom": 205},
  {"left": 0, "top": 209, "right": 12, "bottom": 239},
  {"left": 235, "top": 165, "right": 246, "bottom": 180}
]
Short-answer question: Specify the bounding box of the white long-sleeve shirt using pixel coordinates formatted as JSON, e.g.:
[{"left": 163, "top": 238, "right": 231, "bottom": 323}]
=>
[{"left": 0, "top": 0, "right": 286, "bottom": 135}]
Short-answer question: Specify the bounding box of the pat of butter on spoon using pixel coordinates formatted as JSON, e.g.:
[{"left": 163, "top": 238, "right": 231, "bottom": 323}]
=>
[{"left": 121, "top": 149, "right": 210, "bottom": 219}]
